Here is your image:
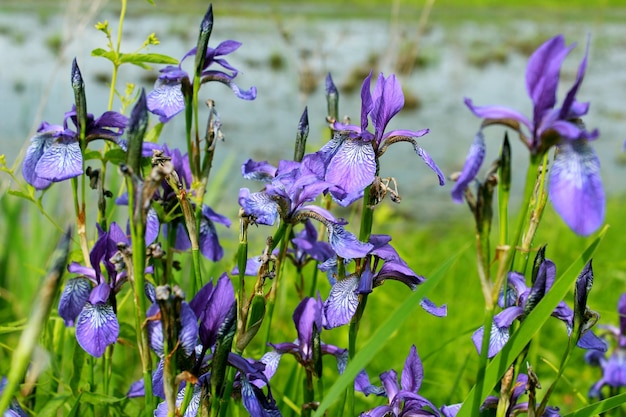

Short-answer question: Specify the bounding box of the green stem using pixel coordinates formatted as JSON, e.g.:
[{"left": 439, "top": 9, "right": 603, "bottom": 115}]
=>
[
  {"left": 263, "top": 223, "right": 293, "bottom": 347},
  {"left": 510, "top": 154, "right": 543, "bottom": 273},
  {"left": 302, "top": 370, "right": 315, "bottom": 417},
  {"left": 126, "top": 178, "right": 154, "bottom": 416},
  {"left": 536, "top": 338, "right": 574, "bottom": 416}
]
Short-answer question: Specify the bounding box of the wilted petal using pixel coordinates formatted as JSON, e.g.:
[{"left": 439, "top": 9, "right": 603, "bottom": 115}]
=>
[
  {"left": 401, "top": 345, "right": 423, "bottom": 393},
  {"left": 58, "top": 278, "right": 91, "bottom": 326},
  {"left": 35, "top": 140, "right": 82, "bottom": 182},
  {"left": 325, "top": 138, "right": 376, "bottom": 197},
  {"left": 451, "top": 130, "right": 486, "bottom": 203},
  {"left": 323, "top": 277, "right": 359, "bottom": 329},
  {"left": 76, "top": 301, "right": 119, "bottom": 357},
  {"left": 548, "top": 140, "right": 604, "bottom": 236}
]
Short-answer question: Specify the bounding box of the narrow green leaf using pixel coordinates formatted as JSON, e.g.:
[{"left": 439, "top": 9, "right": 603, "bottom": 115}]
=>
[
  {"left": 69, "top": 342, "right": 86, "bottom": 395},
  {"left": 563, "top": 392, "right": 626, "bottom": 417},
  {"left": 119, "top": 52, "right": 178, "bottom": 66},
  {"left": 313, "top": 243, "right": 470, "bottom": 417},
  {"left": 65, "top": 393, "right": 83, "bottom": 417},
  {"left": 7, "top": 190, "right": 34, "bottom": 202},
  {"left": 455, "top": 226, "right": 607, "bottom": 417},
  {"left": 36, "top": 394, "right": 72, "bottom": 417},
  {"left": 79, "top": 391, "right": 126, "bottom": 404}
]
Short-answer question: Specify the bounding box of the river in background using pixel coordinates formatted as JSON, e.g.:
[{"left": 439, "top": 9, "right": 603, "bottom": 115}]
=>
[{"left": 1, "top": 3, "right": 625, "bottom": 221}]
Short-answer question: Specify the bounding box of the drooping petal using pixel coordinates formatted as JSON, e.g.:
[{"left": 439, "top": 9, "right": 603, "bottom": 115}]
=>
[
  {"left": 355, "top": 370, "right": 386, "bottom": 396},
  {"left": 464, "top": 98, "right": 532, "bottom": 131},
  {"left": 75, "top": 302, "right": 120, "bottom": 357},
  {"left": 35, "top": 139, "right": 82, "bottom": 182},
  {"left": 548, "top": 140, "right": 604, "bottom": 236},
  {"left": 451, "top": 130, "right": 486, "bottom": 203},
  {"left": 22, "top": 129, "right": 57, "bottom": 189},
  {"left": 238, "top": 188, "right": 280, "bottom": 226},
  {"left": 58, "top": 278, "right": 91, "bottom": 326},
  {"left": 420, "top": 298, "right": 447, "bottom": 317},
  {"left": 323, "top": 276, "right": 359, "bottom": 329},
  {"left": 472, "top": 321, "right": 510, "bottom": 359},
  {"left": 324, "top": 138, "right": 376, "bottom": 201},
  {"left": 577, "top": 330, "right": 608, "bottom": 352},
  {"left": 242, "top": 159, "right": 277, "bottom": 182},
  {"left": 327, "top": 224, "right": 374, "bottom": 259},
  {"left": 147, "top": 78, "right": 186, "bottom": 123},
  {"left": 321, "top": 343, "right": 349, "bottom": 374},
  {"left": 413, "top": 142, "right": 446, "bottom": 186},
  {"left": 401, "top": 345, "right": 423, "bottom": 394}
]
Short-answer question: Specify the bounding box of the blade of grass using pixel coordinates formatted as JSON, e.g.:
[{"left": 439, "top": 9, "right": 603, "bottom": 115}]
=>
[{"left": 313, "top": 242, "right": 471, "bottom": 417}]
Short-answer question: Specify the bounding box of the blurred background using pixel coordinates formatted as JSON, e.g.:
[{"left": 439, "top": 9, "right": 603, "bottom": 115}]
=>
[{"left": 2, "top": 0, "right": 626, "bottom": 220}]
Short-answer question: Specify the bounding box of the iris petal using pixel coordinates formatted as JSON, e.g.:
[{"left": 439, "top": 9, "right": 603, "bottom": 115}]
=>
[
  {"left": 451, "top": 130, "right": 486, "bottom": 203},
  {"left": 548, "top": 140, "right": 604, "bottom": 236},
  {"left": 325, "top": 138, "right": 376, "bottom": 198},
  {"left": 75, "top": 302, "right": 119, "bottom": 357},
  {"left": 35, "top": 140, "right": 82, "bottom": 182},
  {"left": 58, "top": 278, "right": 91, "bottom": 326},
  {"left": 323, "top": 276, "right": 359, "bottom": 329}
]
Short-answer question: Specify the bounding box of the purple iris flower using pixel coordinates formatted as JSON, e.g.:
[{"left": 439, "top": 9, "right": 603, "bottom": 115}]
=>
[
  {"left": 239, "top": 155, "right": 373, "bottom": 260},
  {"left": 356, "top": 345, "right": 443, "bottom": 417},
  {"left": 585, "top": 293, "right": 626, "bottom": 399},
  {"left": 453, "top": 35, "right": 603, "bottom": 236},
  {"left": 318, "top": 71, "right": 444, "bottom": 206},
  {"left": 22, "top": 107, "right": 127, "bottom": 190},
  {"left": 472, "top": 257, "right": 605, "bottom": 358},
  {"left": 269, "top": 296, "right": 348, "bottom": 375},
  {"left": 145, "top": 274, "right": 281, "bottom": 416},
  {"left": 479, "top": 373, "right": 561, "bottom": 417},
  {"left": 146, "top": 7, "right": 256, "bottom": 123},
  {"left": 58, "top": 222, "right": 132, "bottom": 357},
  {"left": 323, "top": 234, "right": 446, "bottom": 329}
]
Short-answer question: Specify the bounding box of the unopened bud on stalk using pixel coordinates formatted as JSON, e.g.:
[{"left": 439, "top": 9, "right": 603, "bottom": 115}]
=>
[
  {"left": 127, "top": 89, "right": 148, "bottom": 175},
  {"left": 71, "top": 59, "right": 88, "bottom": 142},
  {"left": 194, "top": 4, "right": 214, "bottom": 76},
  {"left": 325, "top": 72, "right": 339, "bottom": 123},
  {"left": 294, "top": 107, "right": 309, "bottom": 162}
]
